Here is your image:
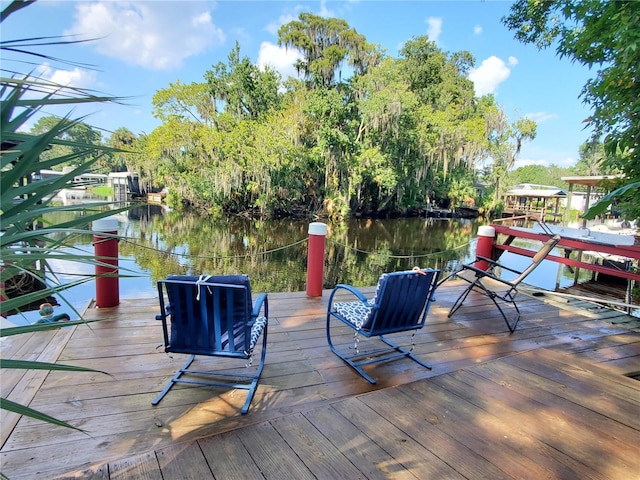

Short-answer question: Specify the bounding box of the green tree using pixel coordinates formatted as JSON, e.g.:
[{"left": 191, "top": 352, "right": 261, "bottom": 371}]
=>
[
  {"left": 505, "top": 164, "right": 571, "bottom": 189},
  {"left": 447, "top": 171, "right": 477, "bottom": 209},
  {"left": 401, "top": 36, "right": 481, "bottom": 178},
  {"left": 152, "top": 80, "right": 215, "bottom": 125},
  {"left": 107, "top": 127, "right": 136, "bottom": 172},
  {"left": 30, "top": 115, "right": 102, "bottom": 168},
  {"left": 278, "top": 12, "right": 371, "bottom": 87},
  {"left": 502, "top": 0, "right": 640, "bottom": 220},
  {"left": 485, "top": 112, "right": 537, "bottom": 216},
  {"left": 205, "top": 42, "right": 281, "bottom": 121},
  {"left": 572, "top": 139, "right": 617, "bottom": 177}
]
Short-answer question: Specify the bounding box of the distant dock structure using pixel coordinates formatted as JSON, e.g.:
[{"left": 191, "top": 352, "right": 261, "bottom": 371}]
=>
[{"left": 108, "top": 172, "right": 142, "bottom": 201}]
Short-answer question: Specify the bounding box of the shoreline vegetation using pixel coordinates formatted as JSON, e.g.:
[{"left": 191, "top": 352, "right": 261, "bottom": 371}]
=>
[
  {"left": 36, "top": 13, "right": 543, "bottom": 221},
  {"left": 36, "top": 7, "right": 633, "bottom": 222},
  {"left": 27, "top": 8, "right": 636, "bottom": 222}
]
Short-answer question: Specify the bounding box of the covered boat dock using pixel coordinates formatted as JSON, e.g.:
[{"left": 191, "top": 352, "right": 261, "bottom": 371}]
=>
[{"left": 502, "top": 183, "right": 566, "bottom": 222}]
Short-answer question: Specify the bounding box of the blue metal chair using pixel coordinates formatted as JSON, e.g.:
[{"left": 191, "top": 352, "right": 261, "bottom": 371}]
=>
[
  {"left": 326, "top": 268, "right": 441, "bottom": 384},
  {"left": 152, "top": 274, "right": 268, "bottom": 414}
]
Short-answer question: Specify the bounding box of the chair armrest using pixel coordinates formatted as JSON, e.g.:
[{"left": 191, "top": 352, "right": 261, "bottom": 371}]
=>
[
  {"left": 251, "top": 293, "right": 268, "bottom": 320},
  {"left": 155, "top": 303, "right": 171, "bottom": 348},
  {"left": 155, "top": 303, "right": 174, "bottom": 321},
  {"left": 474, "top": 255, "right": 498, "bottom": 266},
  {"left": 475, "top": 256, "right": 523, "bottom": 275},
  {"left": 330, "top": 284, "right": 369, "bottom": 304},
  {"left": 460, "top": 263, "right": 518, "bottom": 288}
]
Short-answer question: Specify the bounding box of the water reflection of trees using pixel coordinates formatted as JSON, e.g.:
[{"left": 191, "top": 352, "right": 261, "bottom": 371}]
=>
[
  {"left": 46, "top": 206, "right": 479, "bottom": 293},
  {"left": 121, "top": 211, "right": 477, "bottom": 292},
  {"left": 325, "top": 218, "right": 477, "bottom": 288}
]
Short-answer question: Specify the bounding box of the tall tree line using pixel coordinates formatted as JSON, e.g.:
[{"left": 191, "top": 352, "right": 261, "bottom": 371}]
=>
[
  {"left": 129, "top": 13, "right": 534, "bottom": 218},
  {"left": 34, "top": 6, "right": 637, "bottom": 221}
]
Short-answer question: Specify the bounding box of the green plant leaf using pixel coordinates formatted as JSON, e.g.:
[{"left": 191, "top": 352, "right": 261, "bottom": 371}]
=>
[
  {"left": 1, "top": 3, "right": 141, "bottom": 453},
  {"left": 0, "top": 319, "right": 99, "bottom": 337},
  {"left": 0, "top": 358, "right": 110, "bottom": 377},
  {"left": 0, "top": 397, "right": 85, "bottom": 432},
  {"left": 583, "top": 181, "right": 640, "bottom": 219}
]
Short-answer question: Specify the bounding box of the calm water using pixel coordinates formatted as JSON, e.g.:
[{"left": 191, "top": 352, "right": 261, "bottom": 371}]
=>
[{"left": 7, "top": 204, "right": 580, "bottom": 325}]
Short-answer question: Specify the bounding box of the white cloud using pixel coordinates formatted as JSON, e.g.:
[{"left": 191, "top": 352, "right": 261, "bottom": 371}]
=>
[
  {"left": 192, "top": 11, "right": 211, "bottom": 26},
  {"left": 525, "top": 112, "right": 558, "bottom": 123},
  {"left": 426, "top": 17, "right": 442, "bottom": 42},
  {"left": 468, "top": 56, "right": 514, "bottom": 96},
  {"left": 319, "top": 0, "right": 335, "bottom": 18},
  {"left": 256, "top": 41, "right": 303, "bottom": 80},
  {"left": 474, "top": 25, "right": 483, "bottom": 35},
  {"left": 36, "top": 63, "right": 97, "bottom": 89},
  {"left": 508, "top": 56, "right": 518, "bottom": 66},
  {"left": 65, "top": 2, "right": 225, "bottom": 71}
]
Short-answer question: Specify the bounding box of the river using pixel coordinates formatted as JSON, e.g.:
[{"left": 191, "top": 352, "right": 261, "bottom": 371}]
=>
[{"left": 7, "top": 203, "right": 581, "bottom": 326}]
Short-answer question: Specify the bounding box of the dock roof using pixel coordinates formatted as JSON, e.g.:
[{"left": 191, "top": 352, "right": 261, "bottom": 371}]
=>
[{"left": 505, "top": 183, "right": 567, "bottom": 198}]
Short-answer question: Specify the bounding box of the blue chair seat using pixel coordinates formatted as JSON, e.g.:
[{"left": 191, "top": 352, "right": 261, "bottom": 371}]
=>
[{"left": 333, "top": 299, "right": 375, "bottom": 329}]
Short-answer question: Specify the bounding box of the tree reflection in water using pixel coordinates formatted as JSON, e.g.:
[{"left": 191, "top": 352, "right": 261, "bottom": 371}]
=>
[
  {"left": 116, "top": 205, "right": 479, "bottom": 294},
  {"left": 8, "top": 205, "right": 479, "bottom": 325}
]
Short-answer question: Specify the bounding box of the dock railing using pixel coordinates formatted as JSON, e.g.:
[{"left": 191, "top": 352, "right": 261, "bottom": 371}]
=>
[{"left": 489, "top": 223, "right": 640, "bottom": 313}]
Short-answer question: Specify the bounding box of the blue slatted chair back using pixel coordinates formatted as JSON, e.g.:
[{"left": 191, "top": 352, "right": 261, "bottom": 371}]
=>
[
  {"left": 159, "top": 274, "right": 252, "bottom": 358},
  {"left": 363, "top": 269, "right": 440, "bottom": 335}
]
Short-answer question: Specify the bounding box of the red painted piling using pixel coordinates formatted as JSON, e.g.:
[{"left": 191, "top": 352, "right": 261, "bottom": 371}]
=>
[
  {"left": 474, "top": 225, "right": 495, "bottom": 271},
  {"left": 93, "top": 217, "right": 119, "bottom": 308},
  {"left": 306, "top": 222, "right": 327, "bottom": 297}
]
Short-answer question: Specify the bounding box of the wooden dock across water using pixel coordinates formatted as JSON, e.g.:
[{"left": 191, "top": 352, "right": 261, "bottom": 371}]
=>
[{"left": 1, "top": 280, "right": 639, "bottom": 479}]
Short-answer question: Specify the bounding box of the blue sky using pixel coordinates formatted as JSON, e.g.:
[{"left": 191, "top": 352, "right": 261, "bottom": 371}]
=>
[{"left": 2, "top": 0, "right": 596, "bottom": 169}]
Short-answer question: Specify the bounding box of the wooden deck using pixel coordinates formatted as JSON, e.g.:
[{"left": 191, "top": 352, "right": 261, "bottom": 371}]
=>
[{"left": 1, "top": 280, "right": 639, "bottom": 479}]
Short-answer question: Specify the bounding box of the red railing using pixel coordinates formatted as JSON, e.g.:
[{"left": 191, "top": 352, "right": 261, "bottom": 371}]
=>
[{"left": 491, "top": 224, "right": 640, "bottom": 282}]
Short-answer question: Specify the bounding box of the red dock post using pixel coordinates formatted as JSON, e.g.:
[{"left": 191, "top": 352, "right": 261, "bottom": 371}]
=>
[
  {"left": 306, "top": 222, "right": 327, "bottom": 297},
  {"left": 475, "top": 225, "right": 495, "bottom": 271},
  {"left": 93, "top": 217, "right": 119, "bottom": 308}
]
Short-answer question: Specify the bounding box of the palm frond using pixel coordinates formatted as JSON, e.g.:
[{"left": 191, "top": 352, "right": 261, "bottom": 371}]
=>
[
  {"left": 0, "top": 398, "right": 86, "bottom": 432},
  {"left": 1, "top": 358, "right": 110, "bottom": 376},
  {"left": 0, "top": 0, "right": 138, "bottom": 440},
  {"left": 0, "top": 0, "right": 36, "bottom": 23}
]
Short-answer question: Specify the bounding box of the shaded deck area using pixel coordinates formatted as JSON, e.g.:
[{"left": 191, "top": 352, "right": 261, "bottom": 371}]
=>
[{"left": 2, "top": 280, "right": 639, "bottom": 479}]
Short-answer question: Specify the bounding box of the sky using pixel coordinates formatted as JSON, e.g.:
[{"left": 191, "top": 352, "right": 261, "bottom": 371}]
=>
[{"left": 1, "top": 0, "right": 597, "bottom": 170}]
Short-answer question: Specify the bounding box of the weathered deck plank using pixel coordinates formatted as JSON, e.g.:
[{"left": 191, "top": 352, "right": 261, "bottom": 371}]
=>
[{"left": 1, "top": 281, "right": 639, "bottom": 479}]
